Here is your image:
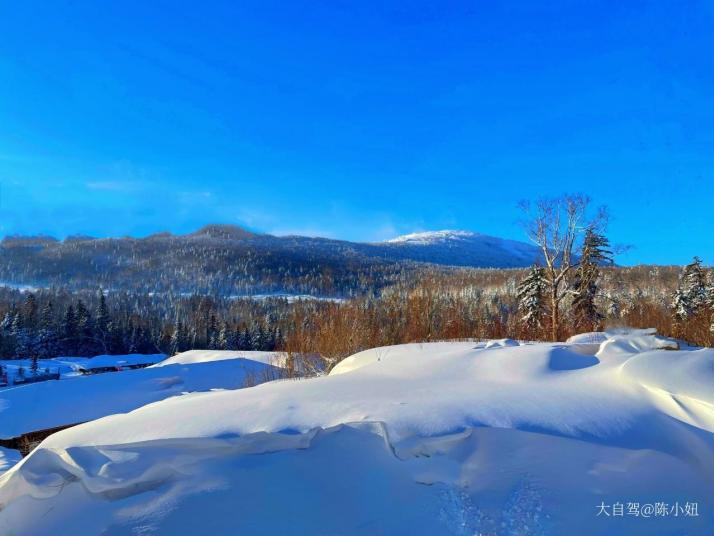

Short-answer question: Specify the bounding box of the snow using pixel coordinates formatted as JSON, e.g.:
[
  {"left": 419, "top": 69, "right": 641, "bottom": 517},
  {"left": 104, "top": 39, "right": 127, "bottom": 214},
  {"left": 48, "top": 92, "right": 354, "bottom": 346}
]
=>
[
  {"left": 0, "top": 354, "right": 167, "bottom": 385},
  {"left": 566, "top": 331, "right": 609, "bottom": 344},
  {"left": 484, "top": 338, "right": 520, "bottom": 349},
  {"left": 597, "top": 327, "right": 680, "bottom": 355},
  {"left": 385, "top": 230, "right": 479, "bottom": 245},
  {"left": 154, "top": 350, "right": 286, "bottom": 368},
  {"left": 0, "top": 358, "right": 284, "bottom": 439},
  {"left": 0, "top": 330, "right": 713, "bottom": 534},
  {"left": 233, "top": 293, "right": 346, "bottom": 303},
  {"left": 77, "top": 353, "right": 167, "bottom": 370},
  {"left": 0, "top": 281, "right": 45, "bottom": 293}
]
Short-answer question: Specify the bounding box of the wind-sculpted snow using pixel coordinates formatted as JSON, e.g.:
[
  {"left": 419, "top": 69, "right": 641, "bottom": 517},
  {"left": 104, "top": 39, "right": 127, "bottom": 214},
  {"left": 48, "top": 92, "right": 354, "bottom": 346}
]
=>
[{"left": 0, "top": 330, "right": 713, "bottom": 534}]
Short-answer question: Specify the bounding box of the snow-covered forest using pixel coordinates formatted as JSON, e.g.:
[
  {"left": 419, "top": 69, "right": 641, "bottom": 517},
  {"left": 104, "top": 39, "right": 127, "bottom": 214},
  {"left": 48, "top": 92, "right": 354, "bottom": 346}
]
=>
[{"left": 0, "top": 259, "right": 712, "bottom": 368}]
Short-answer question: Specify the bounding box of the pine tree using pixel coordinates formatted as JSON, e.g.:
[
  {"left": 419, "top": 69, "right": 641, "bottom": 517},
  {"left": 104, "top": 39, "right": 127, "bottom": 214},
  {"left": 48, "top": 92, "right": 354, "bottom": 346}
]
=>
[
  {"left": 11, "top": 312, "right": 32, "bottom": 359},
  {"left": 571, "top": 228, "right": 612, "bottom": 332},
  {"left": 62, "top": 305, "right": 79, "bottom": 355},
  {"left": 76, "top": 300, "right": 96, "bottom": 355},
  {"left": 22, "top": 293, "right": 39, "bottom": 332},
  {"left": 207, "top": 314, "right": 218, "bottom": 349},
  {"left": 671, "top": 288, "right": 691, "bottom": 323},
  {"left": 170, "top": 320, "right": 186, "bottom": 355},
  {"left": 37, "top": 301, "right": 58, "bottom": 359},
  {"left": 95, "top": 291, "right": 111, "bottom": 349},
  {"left": 672, "top": 257, "right": 707, "bottom": 322},
  {"left": 517, "top": 265, "right": 547, "bottom": 338},
  {"left": 706, "top": 271, "right": 714, "bottom": 335},
  {"left": 217, "top": 323, "right": 229, "bottom": 350},
  {"left": 249, "top": 323, "right": 263, "bottom": 350}
]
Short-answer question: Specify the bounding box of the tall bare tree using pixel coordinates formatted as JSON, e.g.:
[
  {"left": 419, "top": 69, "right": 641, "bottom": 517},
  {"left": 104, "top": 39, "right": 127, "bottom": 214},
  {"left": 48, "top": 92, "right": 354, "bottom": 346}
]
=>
[{"left": 519, "top": 194, "right": 607, "bottom": 341}]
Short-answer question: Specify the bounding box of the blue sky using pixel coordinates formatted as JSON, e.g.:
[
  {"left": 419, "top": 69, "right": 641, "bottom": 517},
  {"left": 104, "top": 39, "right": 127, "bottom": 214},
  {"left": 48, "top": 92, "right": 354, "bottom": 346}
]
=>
[{"left": 1, "top": 1, "right": 712, "bottom": 265}]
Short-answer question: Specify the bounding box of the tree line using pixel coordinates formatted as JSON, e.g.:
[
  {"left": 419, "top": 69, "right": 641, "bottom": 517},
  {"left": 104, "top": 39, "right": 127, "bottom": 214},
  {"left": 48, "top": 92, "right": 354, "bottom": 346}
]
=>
[
  {"left": 0, "top": 291, "right": 285, "bottom": 372},
  {"left": 513, "top": 194, "right": 713, "bottom": 344},
  {"left": 0, "top": 195, "right": 711, "bottom": 373}
]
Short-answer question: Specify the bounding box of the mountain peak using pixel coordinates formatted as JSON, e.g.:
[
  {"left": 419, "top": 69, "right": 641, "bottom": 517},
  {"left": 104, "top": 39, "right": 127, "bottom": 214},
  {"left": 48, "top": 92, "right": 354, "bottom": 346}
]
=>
[
  {"left": 384, "top": 230, "right": 480, "bottom": 245},
  {"left": 189, "top": 224, "right": 257, "bottom": 240}
]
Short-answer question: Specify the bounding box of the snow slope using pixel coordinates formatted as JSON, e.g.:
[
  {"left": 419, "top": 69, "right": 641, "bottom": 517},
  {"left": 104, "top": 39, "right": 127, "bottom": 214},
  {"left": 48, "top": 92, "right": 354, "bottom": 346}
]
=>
[
  {"left": 154, "top": 349, "right": 286, "bottom": 368},
  {"left": 77, "top": 353, "right": 167, "bottom": 370},
  {"left": 0, "top": 358, "right": 283, "bottom": 439},
  {"left": 378, "top": 229, "right": 542, "bottom": 267},
  {"left": 385, "top": 230, "right": 480, "bottom": 244},
  {"left": 0, "top": 354, "right": 167, "bottom": 385},
  {"left": 1, "top": 331, "right": 713, "bottom": 534}
]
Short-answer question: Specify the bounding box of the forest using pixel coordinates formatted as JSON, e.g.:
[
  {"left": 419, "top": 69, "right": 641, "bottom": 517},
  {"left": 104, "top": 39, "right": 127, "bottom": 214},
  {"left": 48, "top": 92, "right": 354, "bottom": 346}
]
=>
[
  {"left": 1, "top": 198, "right": 712, "bottom": 371},
  {"left": 0, "top": 259, "right": 711, "bottom": 372}
]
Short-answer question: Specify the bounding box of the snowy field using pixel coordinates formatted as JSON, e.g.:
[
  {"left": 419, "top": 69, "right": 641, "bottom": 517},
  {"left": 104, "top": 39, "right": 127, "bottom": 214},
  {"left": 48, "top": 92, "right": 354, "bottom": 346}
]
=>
[
  {"left": 0, "top": 354, "right": 167, "bottom": 385},
  {"left": 0, "top": 354, "right": 284, "bottom": 441},
  {"left": 0, "top": 330, "right": 712, "bottom": 534}
]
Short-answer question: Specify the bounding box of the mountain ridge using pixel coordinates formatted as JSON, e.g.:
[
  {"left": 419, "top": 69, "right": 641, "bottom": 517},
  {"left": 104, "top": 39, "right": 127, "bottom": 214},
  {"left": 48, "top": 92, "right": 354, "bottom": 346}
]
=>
[{"left": 0, "top": 225, "right": 541, "bottom": 296}]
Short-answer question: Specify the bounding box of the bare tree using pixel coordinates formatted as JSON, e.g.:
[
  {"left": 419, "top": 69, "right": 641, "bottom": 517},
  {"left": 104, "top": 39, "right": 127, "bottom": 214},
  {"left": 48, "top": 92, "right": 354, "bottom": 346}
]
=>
[{"left": 519, "top": 194, "right": 607, "bottom": 341}]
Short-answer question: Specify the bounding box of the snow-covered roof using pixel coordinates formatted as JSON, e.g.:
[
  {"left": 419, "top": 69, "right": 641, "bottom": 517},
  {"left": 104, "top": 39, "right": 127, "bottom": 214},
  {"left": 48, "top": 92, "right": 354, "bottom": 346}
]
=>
[{"left": 78, "top": 353, "right": 167, "bottom": 370}]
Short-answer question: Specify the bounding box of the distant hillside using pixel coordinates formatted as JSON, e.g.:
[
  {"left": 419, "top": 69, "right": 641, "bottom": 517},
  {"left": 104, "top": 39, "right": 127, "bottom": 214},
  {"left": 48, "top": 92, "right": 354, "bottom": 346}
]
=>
[
  {"left": 0, "top": 226, "right": 540, "bottom": 296},
  {"left": 371, "top": 230, "right": 540, "bottom": 268}
]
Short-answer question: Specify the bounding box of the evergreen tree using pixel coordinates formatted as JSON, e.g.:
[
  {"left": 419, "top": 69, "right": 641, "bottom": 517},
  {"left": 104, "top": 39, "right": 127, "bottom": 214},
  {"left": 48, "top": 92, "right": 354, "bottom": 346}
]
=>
[
  {"left": 236, "top": 327, "right": 249, "bottom": 350},
  {"left": 22, "top": 293, "right": 38, "bottom": 332},
  {"left": 571, "top": 228, "right": 612, "bottom": 332},
  {"left": 217, "top": 323, "right": 229, "bottom": 350},
  {"left": 207, "top": 314, "right": 218, "bottom": 349},
  {"left": 127, "top": 323, "right": 140, "bottom": 354},
  {"left": 517, "top": 265, "right": 547, "bottom": 337},
  {"left": 76, "top": 300, "right": 96, "bottom": 355},
  {"left": 0, "top": 309, "right": 14, "bottom": 332},
  {"left": 707, "top": 270, "right": 714, "bottom": 335},
  {"left": 37, "top": 301, "right": 58, "bottom": 359},
  {"left": 249, "top": 323, "right": 263, "bottom": 350},
  {"left": 170, "top": 320, "right": 187, "bottom": 355},
  {"left": 11, "top": 311, "right": 33, "bottom": 358},
  {"left": 672, "top": 257, "right": 708, "bottom": 322},
  {"left": 95, "top": 291, "right": 111, "bottom": 349},
  {"left": 62, "top": 305, "right": 79, "bottom": 355}
]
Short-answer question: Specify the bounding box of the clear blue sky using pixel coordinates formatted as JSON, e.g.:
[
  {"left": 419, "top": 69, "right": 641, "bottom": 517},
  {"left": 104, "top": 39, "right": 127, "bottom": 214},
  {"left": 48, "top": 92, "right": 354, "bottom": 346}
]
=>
[{"left": 1, "top": 1, "right": 712, "bottom": 265}]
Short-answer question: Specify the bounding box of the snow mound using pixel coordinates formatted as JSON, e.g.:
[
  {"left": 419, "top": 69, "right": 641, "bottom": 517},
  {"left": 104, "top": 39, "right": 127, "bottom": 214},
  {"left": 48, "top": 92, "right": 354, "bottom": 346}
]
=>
[
  {"left": 330, "top": 341, "right": 475, "bottom": 376},
  {"left": 0, "top": 358, "right": 283, "bottom": 439},
  {"left": 484, "top": 338, "right": 520, "bottom": 349},
  {"left": 596, "top": 328, "right": 679, "bottom": 357},
  {"left": 154, "top": 350, "right": 286, "bottom": 368},
  {"left": 566, "top": 332, "right": 609, "bottom": 344},
  {"left": 1, "top": 331, "right": 713, "bottom": 534}
]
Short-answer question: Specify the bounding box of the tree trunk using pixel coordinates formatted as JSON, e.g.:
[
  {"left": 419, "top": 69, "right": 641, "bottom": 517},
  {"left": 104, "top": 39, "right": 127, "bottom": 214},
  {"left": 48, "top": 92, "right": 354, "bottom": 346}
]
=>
[{"left": 551, "top": 285, "right": 559, "bottom": 342}]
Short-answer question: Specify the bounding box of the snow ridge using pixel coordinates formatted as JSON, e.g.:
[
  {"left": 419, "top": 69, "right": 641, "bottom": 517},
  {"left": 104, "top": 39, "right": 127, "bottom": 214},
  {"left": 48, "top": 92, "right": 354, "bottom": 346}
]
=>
[{"left": 384, "top": 230, "right": 480, "bottom": 245}]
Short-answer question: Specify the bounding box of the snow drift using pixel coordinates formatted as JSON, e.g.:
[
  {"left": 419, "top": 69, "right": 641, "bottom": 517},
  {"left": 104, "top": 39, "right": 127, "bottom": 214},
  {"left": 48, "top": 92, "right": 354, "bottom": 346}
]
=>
[
  {"left": 0, "top": 330, "right": 712, "bottom": 535},
  {"left": 0, "top": 357, "right": 284, "bottom": 440}
]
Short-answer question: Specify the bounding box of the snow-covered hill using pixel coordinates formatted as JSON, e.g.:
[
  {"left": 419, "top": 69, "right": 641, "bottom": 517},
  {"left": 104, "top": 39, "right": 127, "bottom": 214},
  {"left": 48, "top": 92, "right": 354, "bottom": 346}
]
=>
[
  {"left": 377, "top": 229, "right": 541, "bottom": 267},
  {"left": 0, "top": 330, "right": 712, "bottom": 534},
  {"left": 0, "top": 226, "right": 542, "bottom": 296},
  {"left": 385, "top": 229, "right": 480, "bottom": 245}
]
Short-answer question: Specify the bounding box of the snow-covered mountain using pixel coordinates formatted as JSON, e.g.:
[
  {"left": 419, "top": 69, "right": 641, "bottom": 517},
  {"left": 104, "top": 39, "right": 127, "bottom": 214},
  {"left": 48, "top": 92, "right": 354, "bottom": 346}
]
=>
[
  {"left": 0, "top": 226, "right": 541, "bottom": 296},
  {"left": 384, "top": 229, "right": 479, "bottom": 245},
  {"left": 375, "top": 229, "right": 541, "bottom": 268}
]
